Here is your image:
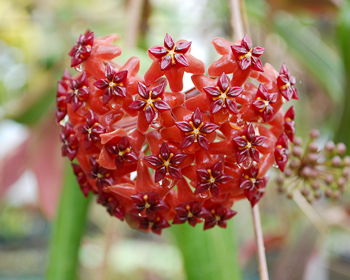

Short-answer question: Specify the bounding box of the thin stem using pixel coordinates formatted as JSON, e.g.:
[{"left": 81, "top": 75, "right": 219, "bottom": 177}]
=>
[
  {"left": 229, "top": 0, "right": 244, "bottom": 40},
  {"left": 251, "top": 205, "right": 269, "bottom": 280},
  {"left": 293, "top": 191, "right": 327, "bottom": 233},
  {"left": 125, "top": 0, "right": 144, "bottom": 49}
]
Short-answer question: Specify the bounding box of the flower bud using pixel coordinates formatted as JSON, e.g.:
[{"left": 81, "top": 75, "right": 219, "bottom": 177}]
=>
[
  {"left": 325, "top": 141, "right": 335, "bottom": 153},
  {"left": 308, "top": 142, "right": 319, "bottom": 153},
  {"left": 309, "top": 129, "right": 320, "bottom": 139},
  {"left": 331, "top": 156, "right": 342, "bottom": 167},
  {"left": 311, "top": 182, "right": 320, "bottom": 190},
  {"left": 290, "top": 159, "right": 300, "bottom": 169},
  {"left": 324, "top": 174, "right": 334, "bottom": 185},
  {"left": 292, "top": 146, "right": 303, "bottom": 158},
  {"left": 293, "top": 137, "right": 302, "bottom": 146},
  {"left": 306, "top": 153, "right": 319, "bottom": 164},
  {"left": 336, "top": 143, "right": 346, "bottom": 155}
]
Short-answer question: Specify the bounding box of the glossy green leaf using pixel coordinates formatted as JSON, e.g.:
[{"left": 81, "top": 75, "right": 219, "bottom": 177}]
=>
[
  {"left": 171, "top": 222, "right": 241, "bottom": 280},
  {"left": 46, "top": 162, "right": 91, "bottom": 280},
  {"left": 273, "top": 13, "right": 343, "bottom": 102}
]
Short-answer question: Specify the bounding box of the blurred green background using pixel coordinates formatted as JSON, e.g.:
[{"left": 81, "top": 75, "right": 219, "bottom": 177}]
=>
[{"left": 0, "top": 0, "right": 350, "bottom": 279}]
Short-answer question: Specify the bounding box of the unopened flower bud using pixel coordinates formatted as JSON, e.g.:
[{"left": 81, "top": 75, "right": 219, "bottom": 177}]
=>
[
  {"left": 337, "top": 177, "right": 346, "bottom": 188},
  {"left": 307, "top": 153, "right": 319, "bottom": 164},
  {"left": 290, "top": 159, "right": 300, "bottom": 169},
  {"left": 324, "top": 174, "right": 334, "bottom": 185},
  {"left": 309, "top": 129, "right": 320, "bottom": 139},
  {"left": 293, "top": 137, "right": 302, "bottom": 146},
  {"left": 301, "top": 189, "right": 309, "bottom": 197},
  {"left": 344, "top": 156, "right": 350, "bottom": 167},
  {"left": 342, "top": 168, "right": 350, "bottom": 179},
  {"left": 311, "top": 182, "right": 320, "bottom": 190},
  {"left": 314, "top": 192, "right": 321, "bottom": 200},
  {"left": 284, "top": 168, "right": 293, "bottom": 177},
  {"left": 325, "top": 189, "right": 333, "bottom": 198},
  {"left": 336, "top": 143, "right": 346, "bottom": 155},
  {"left": 325, "top": 141, "right": 335, "bottom": 153},
  {"left": 332, "top": 190, "right": 340, "bottom": 200},
  {"left": 292, "top": 146, "right": 303, "bottom": 158},
  {"left": 308, "top": 142, "right": 319, "bottom": 153},
  {"left": 331, "top": 156, "right": 342, "bottom": 167}
]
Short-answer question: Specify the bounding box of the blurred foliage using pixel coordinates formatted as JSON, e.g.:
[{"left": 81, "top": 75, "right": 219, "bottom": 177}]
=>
[{"left": 47, "top": 163, "right": 91, "bottom": 280}]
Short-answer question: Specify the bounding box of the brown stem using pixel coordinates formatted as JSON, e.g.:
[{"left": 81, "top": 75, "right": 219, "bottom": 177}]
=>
[
  {"left": 252, "top": 204, "right": 269, "bottom": 280},
  {"left": 229, "top": 0, "right": 244, "bottom": 40},
  {"left": 125, "top": 0, "right": 144, "bottom": 49}
]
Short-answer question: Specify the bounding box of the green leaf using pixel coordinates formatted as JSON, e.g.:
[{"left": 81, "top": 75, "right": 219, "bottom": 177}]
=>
[
  {"left": 171, "top": 222, "right": 241, "bottom": 280},
  {"left": 335, "top": 0, "right": 350, "bottom": 142},
  {"left": 273, "top": 13, "right": 343, "bottom": 102},
  {"left": 46, "top": 162, "right": 91, "bottom": 280}
]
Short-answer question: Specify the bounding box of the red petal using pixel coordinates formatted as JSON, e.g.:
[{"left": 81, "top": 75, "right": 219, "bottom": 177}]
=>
[
  {"left": 197, "top": 135, "right": 209, "bottom": 150},
  {"left": 149, "top": 46, "right": 167, "bottom": 58},
  {"left": 154, "top": 100, "right": 170, "bottom": 111},
  {"left": 200, "top": 122, "right": 218, "bottom": 134},
  {"left": 137, "top": 82, "right": 149, "bottom": 99},
  {"left": 155, "top": 167, "right": 167, "bottom": 182},
  {"left": 192, "top": 108, "right": 203, "bottom": 127},
  {"left": 144, "top": 106, "right": 156, "bottom": 123},
  {"left": 203, "top": 86, "right": 221, "bottom": 97},
  {"left": 176, "top": 121, "right": 193, "bottom": 132},
  {"left": 211, "top": 99, "right": 224, "bottom": 114},
  {"left": 217, "top": 73, "right": 230, "bottom": 92},
  {"left": 160, "top": 55, "right": 172, "bottom": 70},
  {"left": 174, "top": 53, "right": 189, "bottom": 67},
  {"left": 182, "top": 134, "right": 195, "bottom": 148},
  {"left": 129, "top": 100, "right": 146, "bottom": 111},
  {"left": 144, "top": 155, "right": 163, "bottom": 168},
  {"left": 164, "top": 33, "right": 175, "bottom": 50},
  {"left": 175, "top": 40, "right": 192, "bottom": 53}
]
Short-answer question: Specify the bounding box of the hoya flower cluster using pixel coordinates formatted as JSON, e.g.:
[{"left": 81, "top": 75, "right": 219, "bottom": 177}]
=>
[{"left": 56, "top": 31, "right": 298, "bottom": 234}]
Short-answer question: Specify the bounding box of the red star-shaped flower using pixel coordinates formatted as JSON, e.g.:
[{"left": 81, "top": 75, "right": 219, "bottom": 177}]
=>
[
  {"left": 89, "top": 157, "right": 114, "bottom": 188},
  {"left": 94, "top": 64, "right": 128, "bottom": 104},
  {"left": 97, "top": 191, "right": 125, "bottom": 220},
  {"left": 252, "top": 84, "right": 278, "bottom": 122},
  {"left": 232, "top": 124, "right": 267, "bottom": 168},
  {"left": 284, "top": 106, "right": 295, "bottom": 142},
  {"left": 56, "top": 71, "right": 71, "bottom": 122},
  {"left": 231, "top": 35, "right": 264, "bottom": 72},
  {"left": 195, "top": 161, "right": 233, "bottom": 196},
  {"left": 129, "top": 79, "right": 170, "bottom": 124},
  {"left": 81, "top": 110, "right": 106, "bottom": 145},
  {"left": 105, "top": 136, "right": 138, "bottom": 168},
  {"left": 201, "top": 205, "right": 237, "bottom": 230},
  {"left": 137, "top": 215, "right": 170, "bottom": 235},
  {"left": 72, "top": 163, "right": 92, "bottom": 197},
  {"left": 277, "top": 64, "right": 298, "bottom": 101},
  {"left": 130, "top": 192, "right": 168, "bottom": 216},
  {"left": 60, "top": 123, "right": 78, "bottom": 160},
  {"left": 274, "top": 133, "right": 289, "bottom": 172},
  {"left": 69, "top": 30, "right": 94, "bottom": 67},
  {"left": 176, "top": 108, "right": 219, "bottom": 150},
  {"left": 66, "top": 72, "right": 89, "bottom": 111},
  {"left": 145, "top": 34, "right": 205, "bottom": 92},
  {"left": 239, "top": 165, "right": 267, "bottom": 206},
  {"left": 149, "top": 33, "right": 192, "bottom": 71},
  {"left": 203, "top": 73, "right": 243, "bottom": 114},
  {"left": 173, "top": 201, "right": 203, "bottom": 226},
  {"left": 144, "top": 143, "right": 187, "bottom": 182}
]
